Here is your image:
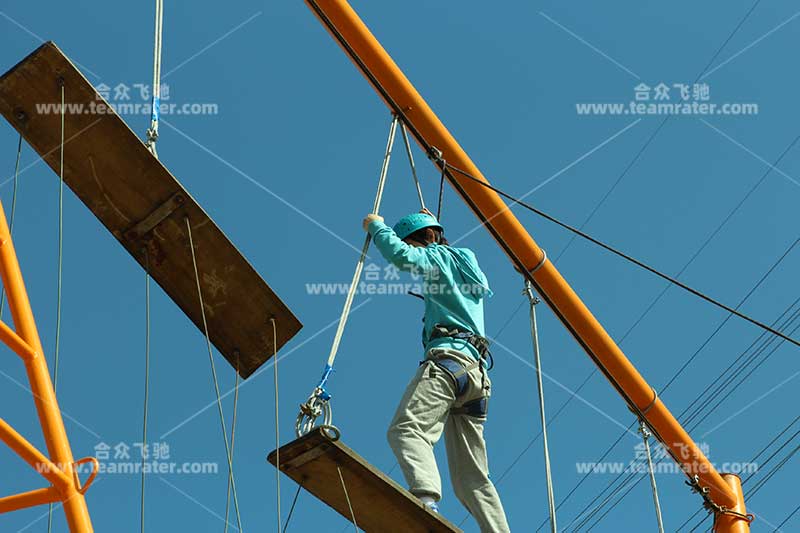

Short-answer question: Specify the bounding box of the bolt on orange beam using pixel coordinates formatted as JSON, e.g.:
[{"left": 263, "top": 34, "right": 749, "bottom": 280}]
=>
[
  {"left": 304, "top": 0, "right": 740, "bottom": 511},
  {"left": 0, "top": 199, "right": 93, "bottom": 530}
]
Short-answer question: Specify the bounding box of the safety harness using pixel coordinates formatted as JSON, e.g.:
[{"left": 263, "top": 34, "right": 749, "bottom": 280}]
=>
[{"left": 427, "top": 324, "right": 493, "bottom": 419}]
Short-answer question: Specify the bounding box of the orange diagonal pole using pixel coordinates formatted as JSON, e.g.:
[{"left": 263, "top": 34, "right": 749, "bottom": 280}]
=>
[
  {"left": 303, "top": 0, "right": 748, "bottom": 526},
  {"left": 0, "top": 197, "right": 93, "bottom": 530}
]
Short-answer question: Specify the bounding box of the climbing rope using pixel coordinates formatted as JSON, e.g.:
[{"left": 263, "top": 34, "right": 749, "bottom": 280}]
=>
[
  {"left": 271, "top": 318, "right": 282, "bottom": 533},
  {"left": 223, "top": 356, "right": 241, "bottom": 533},
  {"left": 146, "top": 0, "right": 164, "bottom": 156},
  {"left": 282, "top": 484, "right": 303, "bottom": 532},
  {"left": 0, "top": 135, "right": 22, "bottom": 319},
  {"left": 47, "top": 81, "right": 66, "bottom": 533},
  {"left": 524, "top": 281, "right": 557, "bottom": 533},
  {"left": 140, "top": 251, "right": 151, "bottom": 533},
  {"left": 432, "top": 150, "right": 446, "bottom": 221},
  {"left": 398, "top": 120, "right": 425, "bottom": 211},
  {"left": 185, "top": 217, "right": 243, "bottom": 532},
  {"left": 296, "top": 115, "right": 398, "bottom": 437},
  {"left": 638, "top": 420, "right": 664, "bottom": 533},
  {"left": 337, "top": 466, "right": 359, "bottom": 532}
]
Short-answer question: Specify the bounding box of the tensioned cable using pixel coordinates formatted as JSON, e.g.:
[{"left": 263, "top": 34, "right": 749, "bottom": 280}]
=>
[
  {"left": 552, "top": 0, "right": 765, "bottom": 267},
  {"left": 399, "top": 120, "right": 426, "bottom": 210},
  {"left": 185, "top": 217, "right": 243, "bottom": 532},
  {"left": 773, "top": 502, "right": 800, "bottom": 532},
  {"left": 746, "top": 429, "right": 800, "bottom": 491},
  {"left": 639, "top": 421, "right": 665, "bottom": 533},
  {"left": 272, "top": 318, "right": 281, "bottom": 533},
  {"left": 530, "top": 135, "right": 800, "bottom": 530},
  {"left": 305, "top": 1, "right": 777, "bottom": 527},
  {"left": 0, "top": 134, "right": 22, "bottom": 320},
  {"left": 675, "top": 239, "right": 800, "bottom": 426},
  {"left": 224, "top": 357, "right": 241, "bottom": 533},
  {"left": 747, "top": 442, "right": 800, "bottom": 499},
  {"left": 326, "top": 116, "right": 396, "bottom": 369},
  {"left": 47, "top": 81, "right": 66, "bottom": 533},
  {"left": 338, "top": 466, "right": 358, "bottom": 532},
  {"left": 577, "top": 313, "right": 800, "bottom": 531},
  {"left": 146, "top": 0, "right": 164, "bottom": 156},
  {"left": 525, "top": 282, "right": 558, "bottom": 533},
  {"left": 547, "top": 235, "right": 800, "bottom": 530},
  {"left": 282, "top": 484, "right": 302, "bottom": 533},
  {"left": 588, "top": 313, "right": 800, "bottom": 532},
  {"left": 444, "top": 160, "right": 800, "bottom": 349},
  {"left": 742, "top": 415, "right": 800, "bottom": 485},
  {"left": 436, "top": 165, "right": 445, "bottom": 221},
  {"left": 675, "top": 358, "right": 800, "bottom": 532},
  {"left": 296, "top": 115, "right": 398, "bottom": 436},
  {"left": 308, "top": 0, "right": 778, "bottom": 349},
  {"left": 140, "top": 251, "right": 151, "bottom": 533},
  {"left": 533, "top": 235, "right": 793, "bottom": 531},
  {"left": 573, "top": 295, "right": 800, "bottom": 529},
  {"left": 583, "top": 317, "right": 800, "bottom": 532},
  {"left": 689, "top": 308, "right": 800, "bottom": 431}
]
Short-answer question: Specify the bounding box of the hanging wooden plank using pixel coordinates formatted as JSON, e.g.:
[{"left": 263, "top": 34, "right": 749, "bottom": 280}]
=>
[
  {"left": 0, "top": 42, "right": 302, "bottom": 379},
  {"left": 267, "top": 427, "right": 462, "bottom": 533}
]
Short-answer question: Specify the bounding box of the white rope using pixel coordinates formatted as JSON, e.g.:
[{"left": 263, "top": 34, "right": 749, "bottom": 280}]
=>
[
  {"left": 185, "top": 217, "right": 243, "bottom": 532},
  {"left": 639, "top": 420, "right": 665, "bottom": 533},
  {"left": 525, "top": 281, "right": 558, "bottom": 533},
  {"left": 337, "top": 466, "right": 359, "bottom": 532},
  {"left": 140, "top": 252, "right": 151, "bottom": 533},
  {"left": 272, "top": 318, "right": 281, "bottom": 533},
  {"left": 325, "top": 115, "right": 398, "bottom": 368},
  {"left": 47, "top": 82, "right": 67, "bottom": 533},
  {"left": 223, "top": 358, "right": 241, "bottom": 533},
  {"left": 296, "top": 115, "right": 399, "bottom": 438},
  {"left": 0, "top": 135, "right": 23, "bottom": 319},
  {"left": 146, "top": 0, "right": 164, "bottom": 156},
  {"left": 399, "top": 120, "right": 425, "bottom": 210}
]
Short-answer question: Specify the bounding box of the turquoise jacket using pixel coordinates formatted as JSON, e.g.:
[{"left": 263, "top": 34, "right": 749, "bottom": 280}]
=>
[{"left": 368, "top": 220, "right": 492, "bottom": 360}]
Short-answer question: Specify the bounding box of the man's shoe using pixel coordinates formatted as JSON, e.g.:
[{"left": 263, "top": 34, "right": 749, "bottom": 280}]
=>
[{"left": 424, "top": 501, "right": 439, "bottom": 514}]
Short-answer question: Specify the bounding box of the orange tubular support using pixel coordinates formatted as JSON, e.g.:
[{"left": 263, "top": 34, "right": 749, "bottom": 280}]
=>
[
  {"left": 0, "top": 318, "right": 37, "bottom": 360},
  {"left": 714, "top": 474, "right": 752, "bottom": 533},
  {"left": 0, "top": 200, "right": 93, "bottom": 530},
  {"left": 305, "top": 0, "right": 742, "bottom": 512},
  {"left": 0, "top": 487, "right": 61, "bottom": 514},
  {"left": 0, "top": 417, "right": 71, "bottom": 490}
]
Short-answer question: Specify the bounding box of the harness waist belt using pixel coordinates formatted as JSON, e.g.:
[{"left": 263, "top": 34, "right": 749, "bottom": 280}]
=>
[{"left": 429, "top": 325, "right": 491, "bottom": 358}]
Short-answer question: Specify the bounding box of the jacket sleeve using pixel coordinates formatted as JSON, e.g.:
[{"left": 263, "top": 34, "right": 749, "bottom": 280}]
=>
[{"left": 368, "top": 220, "right": 434, "bottom": 273}]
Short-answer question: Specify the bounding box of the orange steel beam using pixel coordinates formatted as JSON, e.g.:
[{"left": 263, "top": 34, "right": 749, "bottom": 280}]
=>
[
  {"left": 304, "top": 0, "right": 743, "bottom": 514},
  {"left": 715, "top": 474, "right": 752, "bottom": 533},
  {"left": 0, "top": 199, "right": 94, "bottom": 530},
  {"left": 0, "top": 487, "right": 60, "bottom": 513},
  {"left": 0, "top": 318, "right": 37, "bottom": 360},
  {"left": 0, "top": 417, "right": 71, "bottom": 490}
]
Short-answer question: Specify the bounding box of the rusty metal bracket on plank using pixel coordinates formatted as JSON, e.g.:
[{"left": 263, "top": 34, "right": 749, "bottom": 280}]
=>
[{"left": 123, "top": 192, "right": 185, "bottom": 241}]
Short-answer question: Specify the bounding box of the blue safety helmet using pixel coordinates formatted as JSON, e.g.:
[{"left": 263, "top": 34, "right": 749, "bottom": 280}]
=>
[{"left": 393, "top": 212, "right": 444, "bottom": 240}]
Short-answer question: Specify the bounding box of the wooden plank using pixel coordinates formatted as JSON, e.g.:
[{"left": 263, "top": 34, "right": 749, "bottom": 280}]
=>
[
  {"left": 267, "top": 428, "right": 462, "bottom": 533},
  {"left": 0, "top": 42, "right": 302, "bottom": 378}
]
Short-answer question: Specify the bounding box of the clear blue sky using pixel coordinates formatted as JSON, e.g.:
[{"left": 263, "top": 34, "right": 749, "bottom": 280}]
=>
[{"left": 1, "top": 1, "right": 798, "bottom": 531}]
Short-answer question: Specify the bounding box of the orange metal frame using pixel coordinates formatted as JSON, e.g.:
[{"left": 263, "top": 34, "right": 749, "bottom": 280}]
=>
[
  {"left": 304, "top": 1, "right": 750, "bottom": 530},
  {"left": 0, "top": 199, "right": 95, "bottom": 530}
]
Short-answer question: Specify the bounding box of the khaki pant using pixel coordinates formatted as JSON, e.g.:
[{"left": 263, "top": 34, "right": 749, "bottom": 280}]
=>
[{"left": 387, "top": 348, "right": 511, "bottom": 533}]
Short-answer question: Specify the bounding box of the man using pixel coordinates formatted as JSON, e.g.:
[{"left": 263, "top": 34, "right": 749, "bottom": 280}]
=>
[{"left": 362, "top": 209, "right": 511, "bottom": 533}]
